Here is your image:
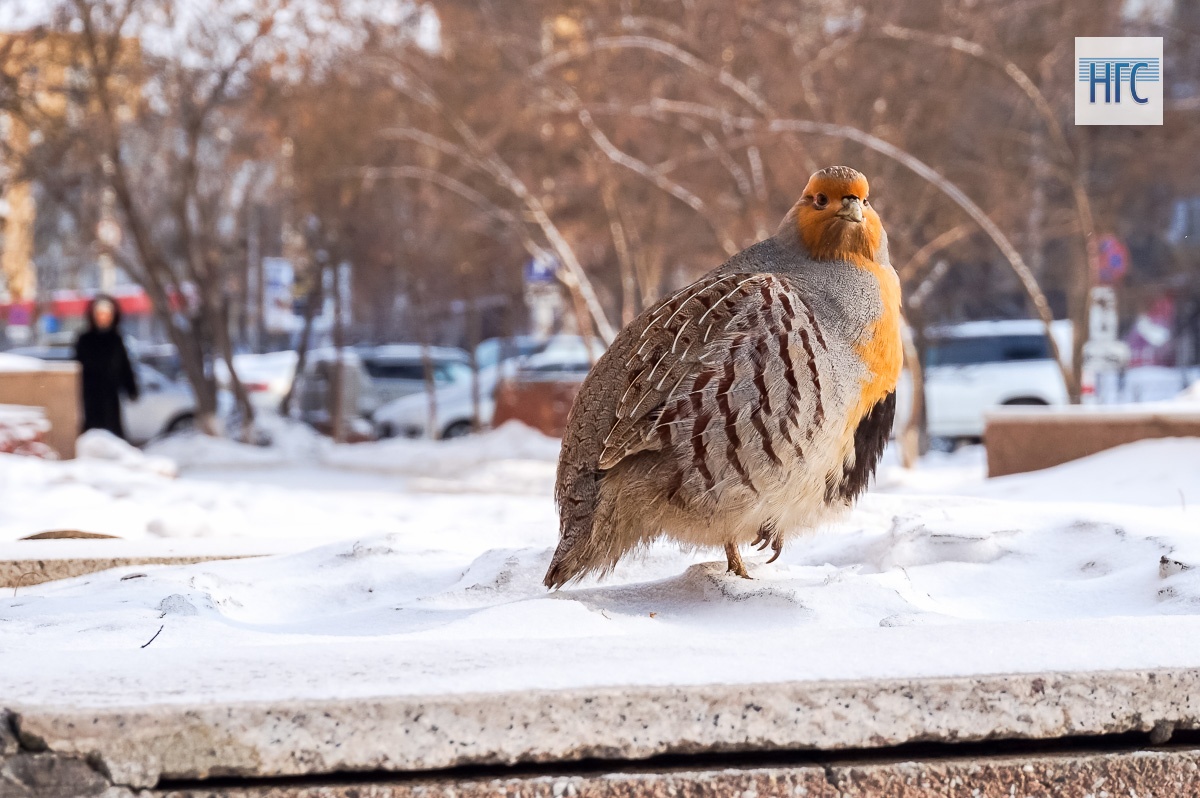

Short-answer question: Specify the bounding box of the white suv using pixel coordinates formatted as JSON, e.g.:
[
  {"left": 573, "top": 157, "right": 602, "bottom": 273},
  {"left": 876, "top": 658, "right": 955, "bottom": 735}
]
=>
[
  {"left": 919, "top": 320, "right": 1071, "bottom": 441},
  {"left": 372, "top": 336, "right": 605, "bottom": 439}
]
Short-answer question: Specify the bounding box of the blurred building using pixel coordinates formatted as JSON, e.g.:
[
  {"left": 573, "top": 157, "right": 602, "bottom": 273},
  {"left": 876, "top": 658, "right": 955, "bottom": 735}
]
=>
[{"left": 0, "top": 30, "right": 147, "bottom": 343}]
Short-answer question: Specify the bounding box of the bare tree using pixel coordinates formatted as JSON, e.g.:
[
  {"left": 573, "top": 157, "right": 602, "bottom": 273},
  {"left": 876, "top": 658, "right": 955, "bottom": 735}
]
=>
[
  {"left": 10, "top": 0, "right": 1195, "bottom": 445},
  {"left": 4, "top": 0, "right": 292, "bottom": 433}
]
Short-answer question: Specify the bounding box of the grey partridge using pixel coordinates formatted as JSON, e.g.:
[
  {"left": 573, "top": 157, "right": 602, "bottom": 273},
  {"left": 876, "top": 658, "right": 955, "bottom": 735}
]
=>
[{"left": 546, "top": 166, "right": 902, "bottom": 587}]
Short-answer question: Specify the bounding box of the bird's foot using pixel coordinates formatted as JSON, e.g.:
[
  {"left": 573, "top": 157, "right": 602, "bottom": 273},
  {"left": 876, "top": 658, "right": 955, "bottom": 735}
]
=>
[
  {"left": 751, "top": 523, "right": 784, "bottom": 564},
  {"left": 724, "top": 542, "right": 752, "bottom": 579}
]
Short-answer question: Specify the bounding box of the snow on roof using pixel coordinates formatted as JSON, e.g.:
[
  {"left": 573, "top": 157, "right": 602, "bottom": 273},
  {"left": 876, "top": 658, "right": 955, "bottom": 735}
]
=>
[
  {"left": 0, "top": 403, "right": 45, "bottom": 423},
  {"left": 364, "top": 344, "right": 471, "bottom": 363},
  {"left": 926, "top": 319, "right": 1073, "bottom": 339},
  {"left": 300, "top": 347, "right": 364, "bottom": 365},
  {"left": 987, "top": 402, "right": 1200, "bottom": 422},
  {"left": 0, "top": 352, "right": 48, "bottom": 372}
]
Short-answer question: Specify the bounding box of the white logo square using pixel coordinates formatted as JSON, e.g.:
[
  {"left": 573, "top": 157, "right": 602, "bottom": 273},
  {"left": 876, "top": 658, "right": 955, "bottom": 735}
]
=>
[{"left": 1075, "top": 37, "right": 1163, "bottom": 125}]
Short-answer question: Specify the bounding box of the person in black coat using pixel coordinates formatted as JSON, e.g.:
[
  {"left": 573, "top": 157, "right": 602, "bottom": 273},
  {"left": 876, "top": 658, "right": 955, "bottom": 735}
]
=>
[{"left": 75, "top": 295, "right": 139, "bottom": 440}]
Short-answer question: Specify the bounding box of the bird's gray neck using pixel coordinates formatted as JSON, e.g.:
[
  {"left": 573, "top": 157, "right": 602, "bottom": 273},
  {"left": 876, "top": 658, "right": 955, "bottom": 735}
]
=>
[{"left": 711, "top": 224, "right": 884, "bottom": 344}]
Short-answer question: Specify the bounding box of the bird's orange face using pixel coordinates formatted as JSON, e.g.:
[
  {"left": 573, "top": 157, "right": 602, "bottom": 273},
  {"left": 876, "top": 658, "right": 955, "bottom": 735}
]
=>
[
  {"left": 794, "top": 167, "right": 901, "bottom": 432},
  {"left": 794, "top": 170, "right": 883, "bottom": 265}
]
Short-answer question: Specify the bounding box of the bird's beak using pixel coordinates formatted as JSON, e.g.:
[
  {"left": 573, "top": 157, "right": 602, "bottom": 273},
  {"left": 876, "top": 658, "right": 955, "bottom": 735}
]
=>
[{"left": 837, "top": 196, "right": 864, "bottom": 223}]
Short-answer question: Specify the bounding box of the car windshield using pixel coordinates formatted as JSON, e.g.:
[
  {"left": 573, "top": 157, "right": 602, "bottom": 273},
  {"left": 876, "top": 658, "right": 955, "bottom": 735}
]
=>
[
  {"left": 926, "top": 335, "right": 1051, "bottom": 367},
  {"left": 363, "top": 360, "right": 427, "bottom": 381},
  {"left": 437, "top": 362, "right": 472, "bottom": 384},
  {"left": 364, "top": 358, "right": 472, "bottom": 384},
  {"left": 135, "top": 363, "right": 169, "bottom": 390},
  {"left": 475, "top": 338, "right": 544, "bottom": 369}
]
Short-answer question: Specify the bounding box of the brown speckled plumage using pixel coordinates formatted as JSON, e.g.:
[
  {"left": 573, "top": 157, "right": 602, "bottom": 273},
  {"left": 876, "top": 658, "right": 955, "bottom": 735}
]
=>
[{"left": 546, "top": 167, "right": 902, "bottom": 588}]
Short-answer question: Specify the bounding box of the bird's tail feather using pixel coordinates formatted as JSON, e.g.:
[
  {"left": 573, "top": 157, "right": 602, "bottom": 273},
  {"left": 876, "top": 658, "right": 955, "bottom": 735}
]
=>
[{"left": 545, "top": 467, "right": 600, "bottom": 588}]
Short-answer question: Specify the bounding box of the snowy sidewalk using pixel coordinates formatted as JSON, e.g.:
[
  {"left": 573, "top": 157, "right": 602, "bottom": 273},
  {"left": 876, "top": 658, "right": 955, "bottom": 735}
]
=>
[{"left": 3, "top": 426, "right": 1200, "bottom": 792}]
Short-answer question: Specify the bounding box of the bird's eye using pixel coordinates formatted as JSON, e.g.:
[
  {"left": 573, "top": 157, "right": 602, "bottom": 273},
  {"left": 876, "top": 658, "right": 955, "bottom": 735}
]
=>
[
  {"left": 814, "top": 193, "right": 828, "bottom": 209},
  {"left": 863, "top": 199, "right": 870, "bottom": 207}
]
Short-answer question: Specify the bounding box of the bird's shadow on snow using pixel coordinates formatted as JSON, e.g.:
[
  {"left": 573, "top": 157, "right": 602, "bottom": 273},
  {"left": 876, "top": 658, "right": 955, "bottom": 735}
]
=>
[{"left": 554, "top": 560, "right": 815, "bottom": 627}]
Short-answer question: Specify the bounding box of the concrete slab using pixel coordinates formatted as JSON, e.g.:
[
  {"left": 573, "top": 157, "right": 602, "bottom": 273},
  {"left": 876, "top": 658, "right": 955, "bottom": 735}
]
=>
[
  {"left": 0, "top": 554, "right": 259, "bottom": 588},
  {"left": 7, "top": 668, "right": 1200, "bottom": 789},
  {"left": 144, "top": 748, "right": 1200, "bottom": 797},
  {"left": 5, "top": 732, "right": 1200, "bottom": 796},
  {"left": 0, "top": 539, "right": 290, "bottom": 587},
  {"left": 984, "top": 405, "right": 1200, "bottom": 476},
  {"left": 0, "top": 364, "right": 79, "bottom": 459}
]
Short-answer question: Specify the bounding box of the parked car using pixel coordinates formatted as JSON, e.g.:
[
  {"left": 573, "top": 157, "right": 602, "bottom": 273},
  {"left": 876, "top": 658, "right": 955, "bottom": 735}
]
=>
[
  {"left": 356, "top": 344, "right": 473, "bottom": 408},
  {"left": 125, "top": 341, "right": 183, "bottom": 382},
  {"left": 373, "top": 381, "right": 493, "bottom": 440},
  {"left": 214, "top": 350, "right": 299, "bottom": 415},
  {"left": 124, "top": 363, "right": 200, "bottom": 443},
  {"left": 511, "top": 336, "right": 605, "bottom": 381},
  {"left": 293, "top": 348, "right": 375, "bottom": 427},
  {"left": 373, "top": 335, "right": 605, "bottom": 439},
  {"left": 511, "top": 343, "right": 600, "bottom": 379},
  {"left": 7, "top": 345, "right": 198, "bottom": 444},
  {"left": 474, "top": 336, "right": 554, "bottom": 370},
  {"left": 919, "top": 320, "right": 1072, "bottom": 442}
]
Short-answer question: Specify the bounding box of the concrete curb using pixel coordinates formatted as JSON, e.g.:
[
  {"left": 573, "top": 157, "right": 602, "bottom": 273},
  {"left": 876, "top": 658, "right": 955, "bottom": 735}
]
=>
[
  {"left": 0, "top": 554, "right": 259, "bottom": 588},
  {"left": 8, "top": 668, "right": 1200, "bottom": 789},
  {"left": 131, "top": 748, "right": 1200, "bottom": 797}
]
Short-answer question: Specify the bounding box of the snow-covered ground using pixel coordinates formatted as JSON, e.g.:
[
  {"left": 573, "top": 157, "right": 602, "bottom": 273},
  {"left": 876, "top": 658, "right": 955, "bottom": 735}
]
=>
[{"left": 2, "top": 420, "right": 1200, "bottom": 707}]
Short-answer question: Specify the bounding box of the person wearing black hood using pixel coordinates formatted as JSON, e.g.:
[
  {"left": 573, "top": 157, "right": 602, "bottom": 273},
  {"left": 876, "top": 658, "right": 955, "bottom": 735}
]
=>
[{"left": 74, "top": 295, "right": 139, "bottom": 440}]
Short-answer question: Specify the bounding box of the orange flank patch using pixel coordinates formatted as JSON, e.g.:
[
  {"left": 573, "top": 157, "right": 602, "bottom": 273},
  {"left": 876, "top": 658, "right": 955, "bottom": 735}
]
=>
[
  {"left": 848, "top": 256, "right": 904, "bottom": 428},
  {"left": 792, "top": 168, "right": 904, "bottom": 430}
]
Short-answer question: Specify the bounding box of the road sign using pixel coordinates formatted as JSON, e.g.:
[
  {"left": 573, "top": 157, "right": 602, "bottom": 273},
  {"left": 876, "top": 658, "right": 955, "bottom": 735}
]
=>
[
  {"left": 262, "top": 257, "right": 299, "bottom": 333},
  {"left": 524, "top": 253, "right": 559, "bottom": 284},
  {"left": 1094, "top": 234, "right": 1129, "bottom": 285},
  {"left": 1088, "top": 286, "right": 1118, "bottom": 343}
]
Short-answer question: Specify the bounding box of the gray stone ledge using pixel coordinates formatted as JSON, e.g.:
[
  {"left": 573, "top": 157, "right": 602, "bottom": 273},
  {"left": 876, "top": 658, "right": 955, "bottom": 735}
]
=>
[
  {"left": 0, "top": 555, "right": 259, "bottom": 589},
  {"left": 0, "top": 539, "right": 281, "bottom": 588},
  {"left": 7, "top": 743, "right": 1200, "bottom": 797},
  {"left": 149, "top": 748, "right": 1200, "bottom": 797},
  {"left": 8, "top": 668, "right": 1200, "bottom": 789}
]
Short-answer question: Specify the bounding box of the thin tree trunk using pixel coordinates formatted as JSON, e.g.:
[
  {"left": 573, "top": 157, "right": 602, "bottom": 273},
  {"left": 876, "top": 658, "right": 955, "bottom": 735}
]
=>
[
  {"left": 280, "top": 263, "right": 325, "bottom": 416},
  {"left": 564, "top": 278, "right": 599, "bottom": 365},
  {"left": 600, "top": 173, "right": 640, "bottom": 326},
  {"left": 421, "top": 342, "right": 438, "bottom": 440},
  {"left": 412, "top": 280, "right": 439, "bottom": 440},
  {"left": 331, "top": 263, "right": 347, "bottom": 444},
  {"left": 464, "top": 266, "right": 483, "bottom": 432},
  {"left": 172, "top": 321, "right": 221, "bottom": 436},
  {"left": 898, "top": 312, "right": 925, "bottom": 468},
  {"left": 215, "top": 300, "right": 256, "bottom": 441},
  {"left": 1068, "top": 127, "right": 1098, "bottom": 403}
]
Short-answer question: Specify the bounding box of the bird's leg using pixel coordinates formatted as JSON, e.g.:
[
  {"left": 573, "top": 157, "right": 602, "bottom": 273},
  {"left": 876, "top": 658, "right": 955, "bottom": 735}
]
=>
[{"left": 725, "top": 542, "right": 751, "bottom": 579}]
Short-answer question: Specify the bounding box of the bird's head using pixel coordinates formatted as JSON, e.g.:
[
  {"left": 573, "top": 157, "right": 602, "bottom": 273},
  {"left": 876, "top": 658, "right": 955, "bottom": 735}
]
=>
[{"left": 793, "top": 166, "right": 884, "bottom": 264}]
